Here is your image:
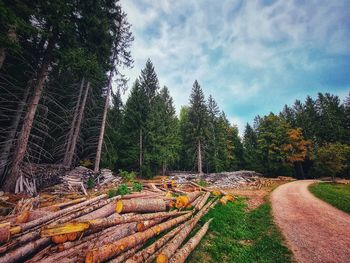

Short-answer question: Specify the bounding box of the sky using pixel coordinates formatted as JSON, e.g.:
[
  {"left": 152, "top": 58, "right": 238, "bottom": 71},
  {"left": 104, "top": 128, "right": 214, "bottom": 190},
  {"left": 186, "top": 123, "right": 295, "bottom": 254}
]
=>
[{"left": 118, "top": 0, "right": 350, "bottom": 136}]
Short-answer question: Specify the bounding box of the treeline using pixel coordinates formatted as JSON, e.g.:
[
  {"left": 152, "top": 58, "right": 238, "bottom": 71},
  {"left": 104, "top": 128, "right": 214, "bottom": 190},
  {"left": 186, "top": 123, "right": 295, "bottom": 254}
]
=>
[
  {"left": 102, "top": 59, "right": 244, "bottom": 177},
  {"left": 243, "top": 93, "right": 350, "bottom": 179},
  {"left": 0, "top": 0, "right": 133, "bottom": 191},
  {"left": 103, "top": 59, "right": 350, "bottom": 179}
]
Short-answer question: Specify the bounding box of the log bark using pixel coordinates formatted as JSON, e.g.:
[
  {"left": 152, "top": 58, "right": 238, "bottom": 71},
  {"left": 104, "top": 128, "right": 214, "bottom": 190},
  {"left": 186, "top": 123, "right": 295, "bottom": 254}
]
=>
[
  {"left": 0, "top": 236, "right": 50, "bottom": 263},
  {"left": 65, "top": 81, "right": 90, "bottom": 167},
  {"left": 42, "top": 210, "right": 189, "bottom": 236},
  {"left": 197, "top": 140, "right": 202, "bottom": 176},
  {"left": 116, "top": 198, "right": 166, "bottom": 214},
  {"left": 3, "top": 35, "right": 55, "bottom": 192},
  {"left": 0, "top": 48, "right": 5, "bottom": 69},
  {"left": 110, "top": 244, "right": 143, "bottom": 263},
  {"left": 77, "top": 201, "right": 118, "bottom": 221},
  {"left": 194, "top": 192, "right": 210, "bottom": 210},
  {"left": 0, "top": 196, "right": 114, "bottom": 254},
  {"left": 94, "top": 70, "right": 113, "bottom": 173},
  {"left": 85, "top": 211, "right": 193, "bottom": 263},
  {"left": 126, "top": 221, "right": 187, "bottom": 263},
  {"left": 169, "top": 219, "right": 213, "bottom": 263},
  {"left": 156, "top": 199, "right": 216, "bottom": 263},
  {"left": 63, "top": 78, "right": 85, "bottom": 166}
]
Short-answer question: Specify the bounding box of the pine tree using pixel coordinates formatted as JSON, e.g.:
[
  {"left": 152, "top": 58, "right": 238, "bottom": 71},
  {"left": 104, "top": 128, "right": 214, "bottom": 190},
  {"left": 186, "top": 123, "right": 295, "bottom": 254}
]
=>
[
  {"left": 145, "top": 87, "right": 179, "bottom": 175},
  {"left": 122, "top": 80, "right": 148, "bottom": 171},
  {"left": 206, "top": 95, "right": 220, "bottom": 172},
  {"left": 243, "top": 123, "right": 260, "bottom": 171},
  {"left": 187, "top": 81, "right": 209, "bottom": 175}
]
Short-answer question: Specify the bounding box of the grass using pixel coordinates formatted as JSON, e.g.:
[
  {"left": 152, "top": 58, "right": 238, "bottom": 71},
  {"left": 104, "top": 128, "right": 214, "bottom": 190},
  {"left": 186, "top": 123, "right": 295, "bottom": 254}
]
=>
[
  {"left": 187, "top": 198, "right": 292, "bottom": 263},
  {"left": 309, "top": 182, "right": 350, "bottom": 214}
]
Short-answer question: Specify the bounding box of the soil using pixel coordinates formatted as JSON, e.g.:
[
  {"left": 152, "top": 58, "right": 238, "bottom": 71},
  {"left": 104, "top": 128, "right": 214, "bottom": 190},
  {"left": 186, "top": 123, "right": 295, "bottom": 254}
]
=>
[{"left": 271, "top": 180, "right": 350, "bottom": 263}]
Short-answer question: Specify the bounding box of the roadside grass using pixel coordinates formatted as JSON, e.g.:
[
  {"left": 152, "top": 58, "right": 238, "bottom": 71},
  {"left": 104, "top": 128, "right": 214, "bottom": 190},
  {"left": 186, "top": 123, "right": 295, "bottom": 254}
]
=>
[
  {"left": 187, "top": 198, "right": 292, "bottom": 263},
  {"left": 309, "top": 182, "right": 350, "bottom": 214}
]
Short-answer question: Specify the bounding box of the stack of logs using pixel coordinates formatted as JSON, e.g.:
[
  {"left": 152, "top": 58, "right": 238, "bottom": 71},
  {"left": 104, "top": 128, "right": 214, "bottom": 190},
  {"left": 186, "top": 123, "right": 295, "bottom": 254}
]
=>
[{"left": 0, "top": 181, "right": 234, "bottom": 263}]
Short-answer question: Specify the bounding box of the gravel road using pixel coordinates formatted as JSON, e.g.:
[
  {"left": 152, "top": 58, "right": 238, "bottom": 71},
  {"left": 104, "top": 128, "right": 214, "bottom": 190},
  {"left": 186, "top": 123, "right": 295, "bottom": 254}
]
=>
[{"left": 271, "top": 180, "right": 350, "bottom": 263}]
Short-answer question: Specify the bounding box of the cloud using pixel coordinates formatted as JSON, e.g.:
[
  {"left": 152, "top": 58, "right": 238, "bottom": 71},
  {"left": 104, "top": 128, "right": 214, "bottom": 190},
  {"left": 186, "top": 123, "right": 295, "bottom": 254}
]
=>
[{"left": 118, "top": 0, "right": 350, "bottom": 136}]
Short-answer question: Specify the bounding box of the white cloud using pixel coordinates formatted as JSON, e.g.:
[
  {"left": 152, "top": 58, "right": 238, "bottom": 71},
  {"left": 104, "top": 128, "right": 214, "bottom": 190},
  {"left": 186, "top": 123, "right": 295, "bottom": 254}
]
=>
[{"left": 117, "top": 0, "right": 350, "bottom": 128}]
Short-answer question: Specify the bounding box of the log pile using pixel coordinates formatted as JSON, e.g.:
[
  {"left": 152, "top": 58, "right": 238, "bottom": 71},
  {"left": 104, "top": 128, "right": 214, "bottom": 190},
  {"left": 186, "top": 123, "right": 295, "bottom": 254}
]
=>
[
  {"left": 0, "top": 180, "right": 231, "bottom": 263},
  {"left": 169, "top": 170, "right": 262, "bottom": 188}
]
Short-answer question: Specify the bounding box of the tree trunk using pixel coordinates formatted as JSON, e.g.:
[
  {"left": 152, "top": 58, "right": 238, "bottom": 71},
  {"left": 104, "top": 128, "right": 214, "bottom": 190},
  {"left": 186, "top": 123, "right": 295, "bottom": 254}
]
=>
[
  {"left": 85, "top": 211, "right": 193, "bottom": 263},
  {"left": 2, "top": 37, "right": 55, "bottom": 192},
  {"left": 41, "top": 210, "right": 188, "bottom": 237},
  {"left": 294, "top": 162, "right": 305, "bottom": 179},
  {"left": 139, "top": 128, "right": 143, "bottom": 173},
  {"left": 126, "top": 221, "right": 186, "bottom": 263},
  {"left": 63, "top": 78, "right": 85, "bottom": 166},
  {"left": 94, "top": 71, "right": 113, "bottom": 173},
  {"left": 65, "top": 81, "right": 90, "bottom": 168},
  {"left": 0, "top": 48, "right": 5, "bottom": 70},
  {"left": 169, "top": 219, "right": 213, "bottom": 263},
  {"left": 198, "top": 140, "right": 203, "bottom": 176},
  {"left": 0, "top": 83, "right": 30, "bottom": 183},
  {"left": 156, "top": 199, "right": 216, "bottom": 263},
  {"left": 116, "top": 198, "right": 167, "bottom": 214}
]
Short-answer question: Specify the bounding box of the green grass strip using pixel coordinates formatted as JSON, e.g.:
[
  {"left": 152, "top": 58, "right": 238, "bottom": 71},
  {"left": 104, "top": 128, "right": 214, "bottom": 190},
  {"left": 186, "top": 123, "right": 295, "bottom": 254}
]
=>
[
  {"left": 187, "top": 198, "right": 292, "bottom": 263},
  {"left": 309, "top": 182, "right": 350, "bottom": 214}
]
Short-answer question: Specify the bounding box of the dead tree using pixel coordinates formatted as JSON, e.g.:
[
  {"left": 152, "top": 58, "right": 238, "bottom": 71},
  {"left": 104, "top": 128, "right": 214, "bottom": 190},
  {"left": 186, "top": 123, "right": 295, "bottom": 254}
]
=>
[
  {"left": 0, "top": 83, "right": 30, "bottom": 182},
  {"left": 63, "top": 78, "right": 85, "bottom": 167},
  {"left": 94, "top": 71, "right": 113, "bottom": 172},
  {"left": 2, "top": 36, "right": 56, "bottom": 192},
  {"left": 64, "top": 81, "right": 90, "bottom": 168}
]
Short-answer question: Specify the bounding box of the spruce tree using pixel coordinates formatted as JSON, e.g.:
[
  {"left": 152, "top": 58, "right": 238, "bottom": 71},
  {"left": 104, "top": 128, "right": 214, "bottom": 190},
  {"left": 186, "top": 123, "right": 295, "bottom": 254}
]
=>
[{"left": 187, "top": 80, "right": 209, "bottom": 175}]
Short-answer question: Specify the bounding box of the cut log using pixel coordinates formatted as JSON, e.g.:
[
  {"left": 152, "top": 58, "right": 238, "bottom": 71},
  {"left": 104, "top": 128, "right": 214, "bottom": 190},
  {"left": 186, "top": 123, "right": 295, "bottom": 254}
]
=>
[
  {"left": 156, "top": 199, "right": 217, "bottom": 263},
  {"left": 116, "top": 198, "right": 166, "bottom": 214},
  {"left": 85, "top": 211, "right": 193, "bottom": 263},
  {"left": 77, "top": 198, "right": 120, "bottom": 221},
  {"left": 0, "top": 237, "right": 50, "bottom": 263},
  {"left": 41, "top": 210, "right": 189, "bottom": 237},
  {"left": 169, "top": 218, "right": 213, "bottom": 263},
  {"left": 9, "top": 194, "right": 106, "bottom": 236},
  {"left": 109, "top": 244, "right": 143, "bottom": 263},
  {"left": 219, "top": 195, "right": 234, "bottom": 205},
  {"left": 136, "top": 218, "right": 163, "bottom": 232},
  {"left": 175, "top": 191, "right": 200, "bottom": 209},
  {"left": 195, "top": 192, "right": 211, "bottom": 210},
  {"left": 0, "top": 195, "right": 109, "bottom": 254},
  {"left": 126, "top": 221, "right": 187, "bottom": 263}
]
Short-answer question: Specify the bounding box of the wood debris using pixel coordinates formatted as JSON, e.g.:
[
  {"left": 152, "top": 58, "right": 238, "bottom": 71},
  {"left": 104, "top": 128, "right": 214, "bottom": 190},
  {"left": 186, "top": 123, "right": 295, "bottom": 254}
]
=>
[{"left": 0, "top": 175, "right": 228, "bottom": 263}]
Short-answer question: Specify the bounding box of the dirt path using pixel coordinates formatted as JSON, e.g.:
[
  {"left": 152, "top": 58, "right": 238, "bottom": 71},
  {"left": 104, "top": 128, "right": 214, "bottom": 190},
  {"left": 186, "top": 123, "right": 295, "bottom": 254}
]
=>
[{"left": 271, "top": 180, "right": 350, "bottom": 263}]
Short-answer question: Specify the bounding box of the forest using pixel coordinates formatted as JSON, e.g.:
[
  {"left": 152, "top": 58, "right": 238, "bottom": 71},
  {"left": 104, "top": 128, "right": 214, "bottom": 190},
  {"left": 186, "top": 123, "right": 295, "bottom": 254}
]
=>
[{"left": 1, "top": 0, "right": 350, "bottom": 195}]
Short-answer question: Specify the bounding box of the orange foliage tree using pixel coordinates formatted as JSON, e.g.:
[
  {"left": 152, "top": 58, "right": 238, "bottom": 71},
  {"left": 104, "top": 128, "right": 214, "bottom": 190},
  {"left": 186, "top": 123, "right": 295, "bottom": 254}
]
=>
[{"left": 282, "top": 128, "right": 313, "bottom": 178}]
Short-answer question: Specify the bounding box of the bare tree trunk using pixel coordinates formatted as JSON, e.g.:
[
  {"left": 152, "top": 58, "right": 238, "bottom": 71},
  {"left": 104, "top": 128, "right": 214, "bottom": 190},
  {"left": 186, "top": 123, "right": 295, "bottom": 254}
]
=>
[
  {"left": 0, "top": 84, "right": 30, "bottom": 182},
  {"left": 63, "top": 78, "right": 85, "bottom": 167},
  {"left": 0, "top": 48, "right": 5, "bottom": 70},
  {"left": 0, "top": 26, "right": 17, "bottom": 70},
  {"left": 139, "top": 128, "right": 143, "bottom": 173},
  {"left": 65, "top": 81, "right": 90, "bottom": 168},
  {"left": 94, "top": 71, "right": 113, "bottom": 172},
  {"left": 2, "top": 38, "right": 55, "bottom": 192},
  {"left": 198, "top": 140, "right": 203, "bottom": 176}
]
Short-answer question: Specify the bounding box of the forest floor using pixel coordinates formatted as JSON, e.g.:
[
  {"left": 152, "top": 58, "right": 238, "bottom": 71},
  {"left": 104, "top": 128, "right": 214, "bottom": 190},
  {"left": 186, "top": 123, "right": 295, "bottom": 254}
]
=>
[
  {"left": 187, "top": 179, "right": 293, "bottom": 263},
  {"left": 271, "top": 180, "right": 350, "bottom": 263}
]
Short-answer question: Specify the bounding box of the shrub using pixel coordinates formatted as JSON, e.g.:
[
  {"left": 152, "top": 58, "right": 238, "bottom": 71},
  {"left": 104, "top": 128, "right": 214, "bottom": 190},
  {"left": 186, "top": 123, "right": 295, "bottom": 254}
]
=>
[
  {"left": 119, "top": 170, "right": 136, "bottom": 182},
  {"left": 87, "top": 177, "right": 95, "bottom": 189},
  {"left": 108, "top": 184, "right": 131, "bottom": 198},
  {"left": 132, "top": 181, "right": 143, "bottom": 192}
]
